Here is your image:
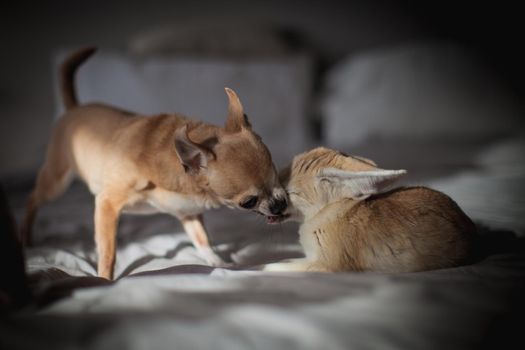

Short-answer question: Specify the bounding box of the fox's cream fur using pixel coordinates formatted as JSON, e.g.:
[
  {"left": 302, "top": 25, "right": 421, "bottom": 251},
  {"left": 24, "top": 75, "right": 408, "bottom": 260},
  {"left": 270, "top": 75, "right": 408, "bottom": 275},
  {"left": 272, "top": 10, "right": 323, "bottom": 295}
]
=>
[{"left": 265, "top": 147, "right": 476, "bottom": 273}]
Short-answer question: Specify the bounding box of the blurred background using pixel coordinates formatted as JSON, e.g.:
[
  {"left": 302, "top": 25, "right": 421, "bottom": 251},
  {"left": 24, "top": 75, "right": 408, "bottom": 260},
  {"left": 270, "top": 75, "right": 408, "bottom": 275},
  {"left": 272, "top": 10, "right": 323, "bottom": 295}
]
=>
[
  {"left": 1, "top": 0, "right": 524, "bottom": 176},
  {"left": 1, "top": 0, "right": 524, "bottom": 241}
]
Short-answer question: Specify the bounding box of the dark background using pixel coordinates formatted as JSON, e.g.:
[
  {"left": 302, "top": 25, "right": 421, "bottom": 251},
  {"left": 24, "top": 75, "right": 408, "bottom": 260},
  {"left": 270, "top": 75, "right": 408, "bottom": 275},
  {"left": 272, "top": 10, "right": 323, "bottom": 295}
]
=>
[{"left": 0, "top": 0, "right": 523, "bottom": 177}]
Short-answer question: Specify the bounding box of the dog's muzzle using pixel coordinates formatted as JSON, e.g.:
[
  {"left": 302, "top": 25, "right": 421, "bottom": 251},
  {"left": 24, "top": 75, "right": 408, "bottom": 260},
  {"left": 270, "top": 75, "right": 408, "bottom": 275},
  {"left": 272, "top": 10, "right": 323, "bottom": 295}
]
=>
[{"left": 269, "top": 198, "right": 287, "bottom": 216}]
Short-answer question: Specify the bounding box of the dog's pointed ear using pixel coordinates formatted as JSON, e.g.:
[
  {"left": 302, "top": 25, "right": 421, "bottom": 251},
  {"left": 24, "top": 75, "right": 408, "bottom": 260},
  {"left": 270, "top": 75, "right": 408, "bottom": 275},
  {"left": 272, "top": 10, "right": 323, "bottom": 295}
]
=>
[
  {"left": 224, "top": 87, "right": 251, "bottom": 133},
  {"left": 174, "top": 125, "right": 211, "bottom": 175},
  {"left": 317, "top": 168, "right": 407, "bottom": 200}
]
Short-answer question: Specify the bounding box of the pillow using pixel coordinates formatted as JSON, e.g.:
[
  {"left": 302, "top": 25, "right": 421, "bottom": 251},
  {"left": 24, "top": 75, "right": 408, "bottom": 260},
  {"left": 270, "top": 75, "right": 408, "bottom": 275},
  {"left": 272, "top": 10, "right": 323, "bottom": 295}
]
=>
[
  {"left": 53, "top": 50, "right": 313, "bottom": 167},
  {"left": 321, "top": 42, "right": 524, "bottom": 146},
  {"left": 128, "top": 19, "right": 292, "bottom": 57}
]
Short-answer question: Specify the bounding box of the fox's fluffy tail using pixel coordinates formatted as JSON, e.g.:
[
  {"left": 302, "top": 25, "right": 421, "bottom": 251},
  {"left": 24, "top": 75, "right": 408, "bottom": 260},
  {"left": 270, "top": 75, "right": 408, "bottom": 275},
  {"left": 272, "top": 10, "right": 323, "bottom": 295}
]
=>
[{"left": 59, "top": 46, "right": 97, "bottom": 110}]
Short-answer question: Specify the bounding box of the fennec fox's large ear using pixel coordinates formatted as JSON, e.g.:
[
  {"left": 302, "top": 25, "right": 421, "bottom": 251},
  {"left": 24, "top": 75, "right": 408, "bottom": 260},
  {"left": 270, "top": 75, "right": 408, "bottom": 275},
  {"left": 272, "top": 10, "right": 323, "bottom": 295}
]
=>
[
  {"left": 224, "top": 88, "right": 252, "bottom": 133},
  {"left": 174, "top": 125, "right": 213, "bottom": 175},
  {"left": 317, "top": 168, "right": 407, "bottom": 200}
]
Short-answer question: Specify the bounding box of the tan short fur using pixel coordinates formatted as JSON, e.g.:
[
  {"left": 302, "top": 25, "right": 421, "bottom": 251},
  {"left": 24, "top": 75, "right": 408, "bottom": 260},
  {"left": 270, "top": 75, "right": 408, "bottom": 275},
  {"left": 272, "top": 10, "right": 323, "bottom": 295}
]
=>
[{"left": 21, "top": 47, "right": 287, "bottom": 279}]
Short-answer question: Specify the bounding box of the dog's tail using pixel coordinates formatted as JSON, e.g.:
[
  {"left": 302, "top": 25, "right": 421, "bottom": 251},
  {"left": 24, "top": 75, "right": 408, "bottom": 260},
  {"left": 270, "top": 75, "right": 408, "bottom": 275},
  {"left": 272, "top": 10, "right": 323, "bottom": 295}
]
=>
[{"left": 59, "top": 46, "right": 97, "bottom": 110}]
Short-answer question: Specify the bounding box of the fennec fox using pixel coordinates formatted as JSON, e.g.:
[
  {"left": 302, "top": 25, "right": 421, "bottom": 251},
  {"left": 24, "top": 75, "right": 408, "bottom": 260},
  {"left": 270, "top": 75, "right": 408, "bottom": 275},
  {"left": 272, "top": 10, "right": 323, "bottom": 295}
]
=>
[{"left": 265, "top": 147, "right": 476, "bottom": 273}]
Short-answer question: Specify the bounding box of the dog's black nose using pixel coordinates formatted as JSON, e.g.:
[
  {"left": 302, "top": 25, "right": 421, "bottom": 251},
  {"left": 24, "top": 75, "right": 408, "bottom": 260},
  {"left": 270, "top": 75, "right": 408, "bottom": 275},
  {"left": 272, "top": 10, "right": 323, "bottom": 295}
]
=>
[{"left": 270, "top": 198, "right": 287, "bottom": 215}]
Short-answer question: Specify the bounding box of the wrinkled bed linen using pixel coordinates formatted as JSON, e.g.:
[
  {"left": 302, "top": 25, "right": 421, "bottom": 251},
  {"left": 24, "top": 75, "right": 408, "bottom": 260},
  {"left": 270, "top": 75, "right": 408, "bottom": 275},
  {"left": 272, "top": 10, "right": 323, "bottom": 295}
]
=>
[{"left": 1, "top": 136, "right": 525, "bottom": 350}]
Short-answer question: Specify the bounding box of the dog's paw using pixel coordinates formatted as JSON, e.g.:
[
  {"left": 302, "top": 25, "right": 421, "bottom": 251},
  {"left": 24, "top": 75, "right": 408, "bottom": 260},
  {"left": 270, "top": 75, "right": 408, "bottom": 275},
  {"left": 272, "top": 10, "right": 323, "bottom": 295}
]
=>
[
  {"left": 199, "top": 247, "right": 235, "bottom": 268},
  {"left": 206, "top": 255, "right": 234, "bottom": 268}
]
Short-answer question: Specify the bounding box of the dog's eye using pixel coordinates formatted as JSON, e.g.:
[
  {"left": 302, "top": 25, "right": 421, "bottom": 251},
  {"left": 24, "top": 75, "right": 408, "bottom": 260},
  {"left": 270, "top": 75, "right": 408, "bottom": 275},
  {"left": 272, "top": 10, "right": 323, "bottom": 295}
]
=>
[{"left": 240, "top": 196, "right": 258, "bottom": 209}]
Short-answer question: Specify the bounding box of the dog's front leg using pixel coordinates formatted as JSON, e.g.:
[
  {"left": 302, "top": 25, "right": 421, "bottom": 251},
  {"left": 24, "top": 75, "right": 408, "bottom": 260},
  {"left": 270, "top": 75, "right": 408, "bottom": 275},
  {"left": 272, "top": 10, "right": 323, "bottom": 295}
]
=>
[
  {"left": 181, "top": 214, "right": 228, "bottom": 267},
  {"left": 94, "top": 192, "right": 125, "bottom": 280}
]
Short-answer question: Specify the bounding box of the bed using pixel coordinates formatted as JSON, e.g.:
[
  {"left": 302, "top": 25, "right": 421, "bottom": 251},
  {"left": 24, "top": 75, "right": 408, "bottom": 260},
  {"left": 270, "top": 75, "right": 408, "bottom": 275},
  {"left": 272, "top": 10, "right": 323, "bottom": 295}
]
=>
[{"left": 1, "top": 42, "right": 524, "bottom": 350}]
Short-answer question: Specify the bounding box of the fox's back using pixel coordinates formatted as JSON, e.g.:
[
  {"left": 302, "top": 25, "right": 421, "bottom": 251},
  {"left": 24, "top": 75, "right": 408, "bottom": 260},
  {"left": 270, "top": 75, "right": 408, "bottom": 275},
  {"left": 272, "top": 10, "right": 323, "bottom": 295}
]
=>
[{"left": 320, "top": 187, "right": 476, "bottom": 272}]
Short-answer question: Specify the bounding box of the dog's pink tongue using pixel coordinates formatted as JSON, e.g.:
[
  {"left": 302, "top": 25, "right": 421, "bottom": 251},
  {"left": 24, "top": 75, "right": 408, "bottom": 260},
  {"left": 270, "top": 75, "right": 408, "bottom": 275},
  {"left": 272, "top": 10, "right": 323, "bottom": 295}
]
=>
[{"left": 266, "top": 216, "right": 279, "bottom": 224}]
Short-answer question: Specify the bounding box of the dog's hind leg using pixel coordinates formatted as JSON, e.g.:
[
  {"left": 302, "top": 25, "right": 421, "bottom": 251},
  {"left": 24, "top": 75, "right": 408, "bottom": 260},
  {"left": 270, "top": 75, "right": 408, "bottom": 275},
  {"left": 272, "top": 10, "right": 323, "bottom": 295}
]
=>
[{"left": 20, "top": 163, "right": 73, "bottom": 246}]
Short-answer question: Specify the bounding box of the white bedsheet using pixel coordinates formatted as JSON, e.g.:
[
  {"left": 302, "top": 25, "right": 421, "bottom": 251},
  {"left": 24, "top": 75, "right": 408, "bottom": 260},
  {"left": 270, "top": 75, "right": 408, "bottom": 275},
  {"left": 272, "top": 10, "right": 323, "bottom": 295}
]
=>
[
  {"left": 2, "top": 251, "right": 524, "bottom": 350},
  {"left": 2, "top": 137, "right": 525, "bottom": 350}
]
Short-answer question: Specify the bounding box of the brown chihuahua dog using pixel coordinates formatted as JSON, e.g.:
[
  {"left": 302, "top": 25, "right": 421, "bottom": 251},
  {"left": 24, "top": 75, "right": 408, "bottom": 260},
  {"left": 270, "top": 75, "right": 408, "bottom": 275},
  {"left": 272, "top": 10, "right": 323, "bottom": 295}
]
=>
[
  {"left": 265, "top": 147, "right": 475, "bottom": 273},
  {"left": 21, "top": 47, "right": 287, "bottom": 279}
]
